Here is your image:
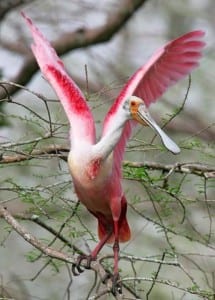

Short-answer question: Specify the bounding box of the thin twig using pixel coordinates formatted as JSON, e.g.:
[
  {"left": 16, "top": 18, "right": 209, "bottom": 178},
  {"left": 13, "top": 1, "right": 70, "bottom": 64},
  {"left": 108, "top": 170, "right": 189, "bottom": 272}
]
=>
[
  {"left": 151, "top": 74, "right": 191, "bottom": 144},
  {"left": 146, "top": 252, "right": 166, "bottom": 299}
]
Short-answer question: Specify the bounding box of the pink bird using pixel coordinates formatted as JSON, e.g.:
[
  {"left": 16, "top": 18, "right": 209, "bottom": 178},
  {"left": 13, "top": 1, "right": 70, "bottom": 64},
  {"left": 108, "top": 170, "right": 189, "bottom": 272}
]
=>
[{"left": 22, "top": 12, "right": 205, "bottom": 293}]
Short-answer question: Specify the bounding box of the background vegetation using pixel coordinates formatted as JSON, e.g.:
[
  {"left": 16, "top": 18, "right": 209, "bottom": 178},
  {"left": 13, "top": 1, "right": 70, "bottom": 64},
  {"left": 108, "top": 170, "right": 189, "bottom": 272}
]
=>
[{"left": 0, "top": 1, "right": 214, "bottom": 299}]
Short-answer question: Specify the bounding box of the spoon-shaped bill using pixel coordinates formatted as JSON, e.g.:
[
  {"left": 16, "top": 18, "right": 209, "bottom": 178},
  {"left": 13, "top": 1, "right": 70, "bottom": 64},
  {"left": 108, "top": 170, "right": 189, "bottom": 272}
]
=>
[{"left": 138, "top": 106, "right": 180, "bottom": 154}]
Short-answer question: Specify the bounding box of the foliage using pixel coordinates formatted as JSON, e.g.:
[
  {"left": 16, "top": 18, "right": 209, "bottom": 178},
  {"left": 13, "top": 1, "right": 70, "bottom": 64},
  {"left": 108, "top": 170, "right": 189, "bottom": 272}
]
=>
[
  {"left": 0, "top": 82, "right": 214, "bottom": 299},
  {"left": 0, "top": 1, "right": 215, "bottom": 299}
]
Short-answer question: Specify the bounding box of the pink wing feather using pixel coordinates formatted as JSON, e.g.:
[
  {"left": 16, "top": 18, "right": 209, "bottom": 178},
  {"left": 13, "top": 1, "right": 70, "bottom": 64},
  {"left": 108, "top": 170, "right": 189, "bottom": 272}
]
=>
[
  {"left": 22, "top": 12, "right": 96, "bottom": 144},
  {"left": 103, "top": 30, "right": 205, "bottom": 177}
]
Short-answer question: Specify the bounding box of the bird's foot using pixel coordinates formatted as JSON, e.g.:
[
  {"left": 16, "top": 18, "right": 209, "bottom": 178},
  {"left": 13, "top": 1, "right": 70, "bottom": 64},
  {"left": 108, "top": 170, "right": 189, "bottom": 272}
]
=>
[
  {"left": 102, "top": 272, "right": 122, "bottom": 295},
  {"left": 112, "top": 273, "right": 122, "bottom": 295},
  {"left": 72, "top": 255, "right": 94, "bottom": 276}
]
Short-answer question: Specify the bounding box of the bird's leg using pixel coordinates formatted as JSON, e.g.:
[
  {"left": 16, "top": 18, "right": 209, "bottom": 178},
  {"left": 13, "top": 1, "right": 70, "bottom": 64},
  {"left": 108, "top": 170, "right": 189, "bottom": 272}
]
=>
[
  {"left": 90, "top": 229, "right": 112, "bottom": 260},
  {"left": 101, "top": 221, "right": 121, "bottom": 294},
  {"left": 72, "top": 229, "right": 112, "bottom": 276},
  {"left": 112, "top": 220, "right": 122, "bottom": 295}
]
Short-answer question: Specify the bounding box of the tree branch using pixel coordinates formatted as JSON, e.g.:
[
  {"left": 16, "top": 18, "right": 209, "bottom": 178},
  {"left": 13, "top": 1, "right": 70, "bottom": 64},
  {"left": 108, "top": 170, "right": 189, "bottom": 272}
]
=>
[
  {"left": 0, "top": 205, "right": 143, "bottom": 299},
  {"left": 0, "top": 0, "right": 147, "bottom": 100},
  {"left": 124, "top": 160, "right": 215, "bottom": 179},
  {"left": 0, "top": 204, "right": 71, "bottom": 262},
  {"left": 0, "top": 0, "right": 34, "bottom": 21},
  {"left": 0, "top": 144, "right": 214, "bottom": 178},
  {"left": 0, "top": 144, "right": 69, "bottom": 163},
  {"left": 0, "top": 205, "right": 122, "bottom": 298}
]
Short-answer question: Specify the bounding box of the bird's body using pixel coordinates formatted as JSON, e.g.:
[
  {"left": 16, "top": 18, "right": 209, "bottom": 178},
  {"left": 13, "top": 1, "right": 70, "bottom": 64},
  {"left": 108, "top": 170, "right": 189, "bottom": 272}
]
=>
[
  {"left": 22, "top": 12, "right": 205, "bottom": 292},
  {"left": 69, "top": 149, "right": 130, "bottom": 243},
  {"left": 67, "top": 106, "right": 131, "bottom": 244},
  {"left": 68, "top": 147, "right": 113, "bottom": 216}
]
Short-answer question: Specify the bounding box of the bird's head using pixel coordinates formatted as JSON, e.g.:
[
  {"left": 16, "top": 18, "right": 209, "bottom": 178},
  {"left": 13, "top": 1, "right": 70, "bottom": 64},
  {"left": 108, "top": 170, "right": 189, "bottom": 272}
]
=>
[{"left": 125, "top": 96, "right": 180, "bottom": 154}]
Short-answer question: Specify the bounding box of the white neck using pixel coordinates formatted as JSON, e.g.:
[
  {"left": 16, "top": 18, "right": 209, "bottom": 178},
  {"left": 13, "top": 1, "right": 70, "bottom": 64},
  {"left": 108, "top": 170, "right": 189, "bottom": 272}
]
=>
[{"left": 92, "top": 110, "right": 128, "bottom": 160}]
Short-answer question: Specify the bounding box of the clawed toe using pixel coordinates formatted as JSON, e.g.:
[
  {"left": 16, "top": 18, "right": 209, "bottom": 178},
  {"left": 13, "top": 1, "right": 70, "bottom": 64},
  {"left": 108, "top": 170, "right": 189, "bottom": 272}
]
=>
[
  {"left": 101, "top": 272, "right": 122, "bottom": 295},
  {"left": 72, "top": 256, "right": 122, "bottom": 294},
  {"left": 72, "top": 255, "right": 94, "bottom": 276},
  {"left": 72, "top": 262, "right": 84, "bottom": 276}
]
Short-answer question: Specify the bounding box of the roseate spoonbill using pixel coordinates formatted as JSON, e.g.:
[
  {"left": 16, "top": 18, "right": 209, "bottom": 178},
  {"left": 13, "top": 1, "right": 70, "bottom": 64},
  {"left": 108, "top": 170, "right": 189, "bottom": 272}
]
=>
[{"left": 22, "top": 12, "right": 205, "bottom": 293}]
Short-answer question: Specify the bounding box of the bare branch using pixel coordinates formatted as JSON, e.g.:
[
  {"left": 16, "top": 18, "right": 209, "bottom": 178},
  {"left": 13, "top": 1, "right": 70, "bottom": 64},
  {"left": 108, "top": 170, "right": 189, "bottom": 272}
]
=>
[
  {"left": 124, "top": 160, "right": 215, "bottom": 178},
  {"left": 0, "top": 204, "right": 72, "bottom": 262},
  {"left": 146, "top": 252, "right": 166, "bottom": 299},
  {"left": 0, "top": 144, "right": 69, "bottom": 163},
  {"left": 0, "top": 205, "right": 116, "bottom": 297},
  {"left": 0, "top": 205, "right": 141, "bottom": 299},
  {"left": 0, "top": 0, "right": 148, "bottom": 100},
  {"left": 0, "top": 0, "right": 35, "bottom": 21},
  {"left": 1, "top": 145, "right": 214, "bottom": 178}
]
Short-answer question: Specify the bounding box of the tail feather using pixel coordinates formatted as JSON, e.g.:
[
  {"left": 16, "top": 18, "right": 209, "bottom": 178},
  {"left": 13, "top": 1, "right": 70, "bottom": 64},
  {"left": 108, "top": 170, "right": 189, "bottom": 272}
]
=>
[
  {"left": 119, "top": 215, "right": 131, "bottom": 242},
  {"left": 98, "top": 216, "right": 131, "bottom": 244}
]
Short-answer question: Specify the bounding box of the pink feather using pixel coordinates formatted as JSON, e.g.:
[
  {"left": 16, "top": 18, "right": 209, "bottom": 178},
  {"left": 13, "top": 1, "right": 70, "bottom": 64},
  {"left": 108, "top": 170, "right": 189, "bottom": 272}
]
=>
[
  {"left": 21, "top": 12, "right": 96, "bottom": 144},
  {"left": 103, "top": 30, "right": 205, "bottom": 180}
]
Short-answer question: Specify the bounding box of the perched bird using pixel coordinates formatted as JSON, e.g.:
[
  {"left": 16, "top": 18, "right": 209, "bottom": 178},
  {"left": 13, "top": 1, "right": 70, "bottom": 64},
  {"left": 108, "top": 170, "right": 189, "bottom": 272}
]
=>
[{"left": 22, "top": 12, "right": 205, "bottom": 293}]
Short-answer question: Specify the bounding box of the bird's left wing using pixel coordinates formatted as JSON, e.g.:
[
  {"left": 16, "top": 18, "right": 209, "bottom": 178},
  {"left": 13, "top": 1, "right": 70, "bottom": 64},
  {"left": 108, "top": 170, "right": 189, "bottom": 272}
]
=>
[
  {"left": 22, "top": 13, "right": 96, "bottom": 144},
  {"left": 102, "top": 30, "right": 205, "bottom": 177}
]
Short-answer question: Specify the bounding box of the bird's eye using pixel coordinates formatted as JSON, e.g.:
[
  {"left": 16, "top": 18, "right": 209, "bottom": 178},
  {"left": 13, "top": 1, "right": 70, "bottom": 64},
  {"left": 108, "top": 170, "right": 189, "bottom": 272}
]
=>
[{"left": 131, "top": 101, "right": 136, "bottom": 106}]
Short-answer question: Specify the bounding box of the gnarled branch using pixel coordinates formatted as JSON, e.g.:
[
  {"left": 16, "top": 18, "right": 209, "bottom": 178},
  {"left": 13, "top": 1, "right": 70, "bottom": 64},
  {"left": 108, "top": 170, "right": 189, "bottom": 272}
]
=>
[
  {"left": 0, "top": 0, "right": 34, "bottom": 21},
  {"left": 0, "top": 0, "right": 147, "bottom": 100},
  {"left": 0, "top": 205, "right": 122, "bottom": 298},
  {"left": 0, "top": 144, "right": 214, "bottom": 178}
]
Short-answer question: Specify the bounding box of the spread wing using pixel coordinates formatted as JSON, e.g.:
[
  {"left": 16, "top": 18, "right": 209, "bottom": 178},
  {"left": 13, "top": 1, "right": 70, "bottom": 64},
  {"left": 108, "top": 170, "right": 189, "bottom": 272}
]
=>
[
  {"left": 102, "top": 30, "right": 205, "bottom": 177},
  {"left": 22, "top": 12, "right": 96, "bottom": 145}
]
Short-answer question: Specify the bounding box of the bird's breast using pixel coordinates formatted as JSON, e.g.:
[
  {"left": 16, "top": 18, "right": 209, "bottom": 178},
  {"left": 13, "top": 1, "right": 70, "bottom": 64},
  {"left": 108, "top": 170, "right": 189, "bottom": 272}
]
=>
[
  {"left": 68, "top": 150, "right": 113, "bottom": 184},
  {"left": 67, "top": 150, "right": 114, "bottom": 214}
]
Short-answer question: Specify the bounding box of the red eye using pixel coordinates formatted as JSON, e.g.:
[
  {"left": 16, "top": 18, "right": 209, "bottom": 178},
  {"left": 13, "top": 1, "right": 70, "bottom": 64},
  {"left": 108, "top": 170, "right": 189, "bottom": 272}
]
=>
[{"left": 131, "top": 101, "right": 135, "bottom": 106}]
